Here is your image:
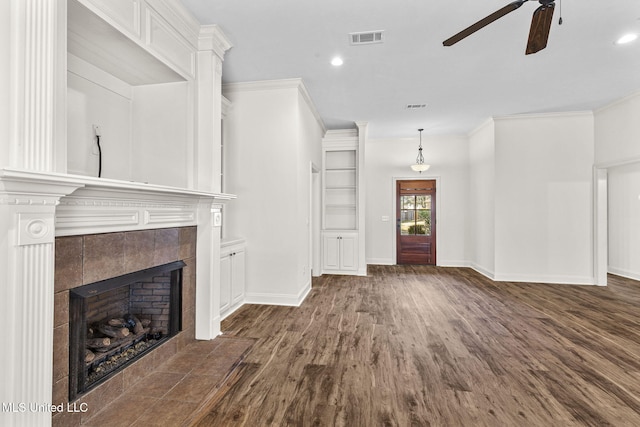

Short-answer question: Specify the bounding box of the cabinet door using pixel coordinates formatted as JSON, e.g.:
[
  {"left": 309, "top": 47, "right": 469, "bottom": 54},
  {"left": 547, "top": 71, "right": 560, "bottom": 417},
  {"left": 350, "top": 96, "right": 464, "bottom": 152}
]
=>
[
  {"left": 231, "top": 251, "right": 245, "bottom": 305},
  {"left": 220, "top": 253, "right": 232, "bottom": 313},
  {"left": 340, "top": 235, "right": 358, "bottom": 271},
  {"left": 323, "top": 235, "right": 340, "bottom": 270}
]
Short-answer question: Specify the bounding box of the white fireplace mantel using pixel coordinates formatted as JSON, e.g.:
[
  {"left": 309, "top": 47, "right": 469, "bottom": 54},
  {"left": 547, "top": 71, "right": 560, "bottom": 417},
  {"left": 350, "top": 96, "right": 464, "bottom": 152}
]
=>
[{"left": 0, "top": 168, "right": 235, "bottom": 426}]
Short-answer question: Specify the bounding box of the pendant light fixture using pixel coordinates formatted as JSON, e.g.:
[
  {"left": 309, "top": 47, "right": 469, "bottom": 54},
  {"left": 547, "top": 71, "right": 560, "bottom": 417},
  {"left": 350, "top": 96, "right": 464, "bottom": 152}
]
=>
[{"left": 410, "top": 128, "right": 430, "bottom": 173}]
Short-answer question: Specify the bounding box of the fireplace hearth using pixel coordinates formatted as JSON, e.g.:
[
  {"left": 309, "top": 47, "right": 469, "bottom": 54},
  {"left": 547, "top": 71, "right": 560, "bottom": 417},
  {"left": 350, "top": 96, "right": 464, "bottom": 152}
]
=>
[{"left": 68, "top": 261, "right": 185, "bottom": 400}]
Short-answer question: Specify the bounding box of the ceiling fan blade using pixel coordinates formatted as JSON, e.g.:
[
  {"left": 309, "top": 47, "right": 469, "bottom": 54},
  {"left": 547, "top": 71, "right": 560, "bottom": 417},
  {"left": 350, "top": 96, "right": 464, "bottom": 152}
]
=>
[
  {"left": 525, "top": 3, "right": 555, "bottom": 54},
  {"left": 443, "top": 0, "right": 528, "bottom": 47}
]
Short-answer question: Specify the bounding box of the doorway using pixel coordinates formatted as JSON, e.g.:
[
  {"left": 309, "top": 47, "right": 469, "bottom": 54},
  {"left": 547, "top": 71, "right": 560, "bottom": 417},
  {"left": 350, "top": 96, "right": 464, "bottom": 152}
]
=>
[{"left": 396, "top": 180, "right": 436, "bottom": 265}]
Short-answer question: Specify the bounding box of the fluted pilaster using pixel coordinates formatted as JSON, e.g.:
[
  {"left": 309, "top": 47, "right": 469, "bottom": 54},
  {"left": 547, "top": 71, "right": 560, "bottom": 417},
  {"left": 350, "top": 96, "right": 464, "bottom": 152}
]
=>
[{"left": 12, "top": 0, "right": 64, "bottom": 172}]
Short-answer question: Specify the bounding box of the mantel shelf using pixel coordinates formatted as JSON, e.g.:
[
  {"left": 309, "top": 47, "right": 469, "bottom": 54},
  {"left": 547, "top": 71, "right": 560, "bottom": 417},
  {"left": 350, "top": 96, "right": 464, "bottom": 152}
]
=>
[{"left": 0, "top": 168, "right": 236, "bottom": 201}]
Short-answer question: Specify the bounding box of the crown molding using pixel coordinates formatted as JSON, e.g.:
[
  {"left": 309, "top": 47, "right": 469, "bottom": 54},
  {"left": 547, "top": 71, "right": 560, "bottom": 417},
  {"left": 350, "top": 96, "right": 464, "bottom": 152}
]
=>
[
  {"left": 198, "top": 24, "right": 232, "bottom": 59},
  {"left": 494, "top": 110, "right": 594, "bottom": 123},
  {"left": 224, "top": 78, "right": 326, "bottom": 133},
  {"left": 594, "top": 90, "right": 640, "bottom": 114},
  {"left": 146, "top": 0, "right": 201, "bottom": 48},
  {"left": 223, "top": 78, "right": 306, "bottom": 94}
]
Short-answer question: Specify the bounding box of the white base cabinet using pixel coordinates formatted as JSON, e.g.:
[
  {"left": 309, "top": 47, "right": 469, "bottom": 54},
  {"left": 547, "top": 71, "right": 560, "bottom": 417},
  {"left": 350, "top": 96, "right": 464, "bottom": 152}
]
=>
[
  {"left": 220, "top": 239, "right": 246, "bottom": 320},
  {"left": 322, "top": 232, "right": 358, "bottom": 273}
]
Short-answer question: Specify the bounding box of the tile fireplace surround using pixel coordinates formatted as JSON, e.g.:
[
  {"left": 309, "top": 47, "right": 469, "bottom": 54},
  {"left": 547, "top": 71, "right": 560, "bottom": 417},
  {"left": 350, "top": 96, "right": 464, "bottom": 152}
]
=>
[
  {"left": 0, "top": 170, "right": 233, "bottom": 426},
  {"left": 53, "top": 227, "right": 197, "bottom": 425}
]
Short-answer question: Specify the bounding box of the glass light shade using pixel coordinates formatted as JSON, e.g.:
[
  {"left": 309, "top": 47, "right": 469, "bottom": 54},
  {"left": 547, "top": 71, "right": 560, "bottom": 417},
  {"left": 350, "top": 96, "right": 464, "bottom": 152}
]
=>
[{"left": 411, "top": 164, "right": 430, "bottom": 172}]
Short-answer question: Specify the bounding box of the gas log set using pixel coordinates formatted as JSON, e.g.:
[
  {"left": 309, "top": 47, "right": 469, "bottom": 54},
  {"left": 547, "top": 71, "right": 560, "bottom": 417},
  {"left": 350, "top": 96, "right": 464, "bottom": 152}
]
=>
[
  {"left": 69, "top": 261, "right": 184, "bottom": 400},
  {"left": 84, "top": 314, "right": 161, "bottom": 384}
]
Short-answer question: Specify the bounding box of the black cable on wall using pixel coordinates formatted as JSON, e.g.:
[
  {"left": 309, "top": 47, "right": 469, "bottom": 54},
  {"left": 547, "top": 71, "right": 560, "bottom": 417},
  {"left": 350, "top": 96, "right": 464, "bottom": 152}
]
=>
[{"left": 96, "top": 134, "right": 102, "bottom": 178}]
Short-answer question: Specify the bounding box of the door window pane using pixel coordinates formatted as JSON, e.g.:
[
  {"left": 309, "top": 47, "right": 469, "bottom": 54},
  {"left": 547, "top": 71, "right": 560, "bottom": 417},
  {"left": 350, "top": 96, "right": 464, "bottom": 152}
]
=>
[
  {"left": 400, "top": 194, "right": 432, "bottom": 235},
  {"left": 417, "top": 209, "right": 431, "bottom": 235},
  {"left": 400, "top": 210, "right": 413, "bottom": 235},
  {"left": 401, "top": 196, "right": 415, "bottom": 210},
  {"left": 416, "top": 195, "right": 429, "bottom": 209}
]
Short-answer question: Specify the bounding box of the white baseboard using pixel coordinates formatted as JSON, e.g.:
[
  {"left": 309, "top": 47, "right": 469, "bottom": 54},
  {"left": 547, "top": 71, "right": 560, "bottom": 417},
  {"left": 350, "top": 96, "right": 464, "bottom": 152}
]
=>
[
  {"left": 244, "top": 280, "right": 312, "bottom": 307},
  {"left": 220, "top": 302, "right": 245, "bottom": 321},
  {"left": 493, "top": 273, "right": 595, "bottom": 286},
  {"left": 437, "top": 260, "right": 471, "bottom": 268},
  {"left": 608, "top": 266, "right": 640, "bottom": 282},
  {"left": 366, "top": 258, "right": 394, "bottom": 265},
  {"left": 470, "top": 263, "right": 495, "bottom": 280}
]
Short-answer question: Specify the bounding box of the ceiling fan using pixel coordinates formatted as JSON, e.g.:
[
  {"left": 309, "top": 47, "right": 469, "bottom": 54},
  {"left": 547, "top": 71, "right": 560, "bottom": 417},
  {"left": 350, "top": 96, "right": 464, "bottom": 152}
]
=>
[{"left": 443, "top": 0, "right": 557, "bottom": 55}]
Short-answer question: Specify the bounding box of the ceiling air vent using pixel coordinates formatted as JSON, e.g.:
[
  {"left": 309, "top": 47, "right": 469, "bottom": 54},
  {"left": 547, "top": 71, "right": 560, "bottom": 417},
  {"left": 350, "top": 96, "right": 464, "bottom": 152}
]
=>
[{"left": 350, "top": 30, "right": 385, "bottom": 45}]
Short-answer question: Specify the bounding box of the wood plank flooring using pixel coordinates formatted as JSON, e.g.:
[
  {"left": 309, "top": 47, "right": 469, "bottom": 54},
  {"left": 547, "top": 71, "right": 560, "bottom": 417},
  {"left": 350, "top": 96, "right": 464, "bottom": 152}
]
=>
[{"left": 193, "top": 266, "right": 640, "bottom": 426}]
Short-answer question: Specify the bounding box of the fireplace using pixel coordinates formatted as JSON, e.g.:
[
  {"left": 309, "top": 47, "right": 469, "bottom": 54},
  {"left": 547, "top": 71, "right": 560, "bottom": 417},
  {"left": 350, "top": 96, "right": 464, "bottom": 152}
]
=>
[
  {"left": 51, "top": 225, "right": 204, "bottom": 422},
  {"left": 68, "top": 261, "right": 185, "bottom": 400}
]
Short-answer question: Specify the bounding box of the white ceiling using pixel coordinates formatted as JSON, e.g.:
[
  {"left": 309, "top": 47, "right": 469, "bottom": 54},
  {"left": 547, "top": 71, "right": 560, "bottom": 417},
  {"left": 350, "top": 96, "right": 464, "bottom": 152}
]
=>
[{"left": 179, "top": 0, "right": 640, "bottom": 139}]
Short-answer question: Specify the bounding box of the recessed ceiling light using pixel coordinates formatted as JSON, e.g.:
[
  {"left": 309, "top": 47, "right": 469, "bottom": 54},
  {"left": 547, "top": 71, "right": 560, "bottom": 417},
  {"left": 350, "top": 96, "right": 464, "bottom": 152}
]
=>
[
  {"left": 616, "top": 33, "right": 638, "bottom": 44},
  {"left": 331, "top": 57, "right": 343, "bottom": 66}
]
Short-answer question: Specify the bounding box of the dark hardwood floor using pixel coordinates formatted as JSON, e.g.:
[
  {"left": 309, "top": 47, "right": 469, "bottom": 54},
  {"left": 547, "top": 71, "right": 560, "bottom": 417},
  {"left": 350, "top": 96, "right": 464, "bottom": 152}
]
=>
[{"left": 193, "top": 266, "right": 640, "bottom": 426}]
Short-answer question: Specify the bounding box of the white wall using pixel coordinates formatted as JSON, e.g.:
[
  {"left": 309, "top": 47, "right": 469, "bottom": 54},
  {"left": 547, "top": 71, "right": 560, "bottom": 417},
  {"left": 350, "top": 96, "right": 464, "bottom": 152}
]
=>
[
  {"left": 223, "top": 80, "right": 323, "bottom": 305},
  {"left": 66, "top": 55, "right": 191, "bottom": 186},
  {"left": 594, "top": 92, "right": 640, "bottom": 165},
  {"left": 493, "top": 113, "right": 595, "bottom": 284},
  {"left": 608, "top": 162, "right": 640, "bottom": 280},
  {"left": 468, "top": 119, "right": 496, "bottom": 277},
  {"left": 365, "top": 134, "right": 469, "bottom": 266},
  {"left": 67, "top": 55, "right": 132, "bottom": 179},
  {"left": 595, "top": 93, "right": 640, "bottom": 280},
  {"left": 296, "top": 91, "right": 324, "bottom": 288},
  {"left": 131, "top": 81, "right": 190, "bottom": 187}
]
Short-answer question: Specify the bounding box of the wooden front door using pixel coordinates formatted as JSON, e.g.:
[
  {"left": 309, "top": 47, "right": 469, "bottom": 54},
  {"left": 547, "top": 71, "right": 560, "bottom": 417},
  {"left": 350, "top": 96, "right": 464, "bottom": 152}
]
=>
[{"left": 396, "top": 180, "right": 436, "bottom": 265}]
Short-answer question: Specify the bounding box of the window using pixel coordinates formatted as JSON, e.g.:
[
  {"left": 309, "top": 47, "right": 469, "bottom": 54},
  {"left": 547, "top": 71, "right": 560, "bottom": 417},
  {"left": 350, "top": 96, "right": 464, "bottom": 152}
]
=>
[{"left": 400, "top": 195, "right": 431, "bottom": 235}]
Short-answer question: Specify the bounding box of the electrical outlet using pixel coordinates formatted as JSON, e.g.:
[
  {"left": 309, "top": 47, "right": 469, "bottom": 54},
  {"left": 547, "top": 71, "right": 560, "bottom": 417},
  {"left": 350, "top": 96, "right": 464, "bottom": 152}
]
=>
[{"left": 93, "top": 125, "right": 102, "bottom": 137}]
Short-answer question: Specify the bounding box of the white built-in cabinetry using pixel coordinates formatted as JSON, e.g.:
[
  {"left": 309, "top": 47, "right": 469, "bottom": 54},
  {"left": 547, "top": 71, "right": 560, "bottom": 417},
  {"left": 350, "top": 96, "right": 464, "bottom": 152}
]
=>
[
  {"left": 322, "top": 232, "right": 358, "bottom": 271},
  {"left": 220, "top": 239, "right": 246, "bottom": 319},
  {"left": 321, "top": 125, "right": 367, "bottom": 275},
  {"left": 66, "top": 0, "right": 230, "bottom": 191},
  {"left": 0, "top": 0, "right": 233, "bottom": 421}
]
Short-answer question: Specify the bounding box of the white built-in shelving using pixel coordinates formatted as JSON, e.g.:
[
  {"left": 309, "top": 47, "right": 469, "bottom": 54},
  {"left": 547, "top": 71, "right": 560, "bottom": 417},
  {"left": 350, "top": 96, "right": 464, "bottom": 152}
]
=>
[{"left": 321, "top": 125, "right": 367, "bottom": 276}]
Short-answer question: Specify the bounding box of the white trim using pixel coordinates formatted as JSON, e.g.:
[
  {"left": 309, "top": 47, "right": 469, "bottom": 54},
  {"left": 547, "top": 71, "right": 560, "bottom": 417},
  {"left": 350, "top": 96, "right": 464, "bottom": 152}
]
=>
[
  {"left": 198, "top": 24, "right": 232, "bottom": 59},
  {"left": 245, "top": 280, "right": 312, "bottom": 307},
  {"left": 223, "top": 78, "right": 326, "bottom": 134},
  {"left": 592, "top": 157, "right": 640, "bottom": 287},
  {"left": 470, "top": 263, "right": 495, "bottom": 280},
  {"left": 493, "top": 273, "right": 596, "bottom": 286},
  {"left": 223, "top": 78, "right": 306, "bottom": 93},
  {"left": 391, "top": 175, "right": 441, "bottom": 265},
  {"left": 493, "top": 110, "right": 594, "bottom": 122},
  {"left": 594, "top": 155, "right": 640, "bottom": 170},
  {"left": 593, "top": 167, "right": 608, "bottom": 286},
  {"left": 594, "top": 90, "right": 640, "bottom": 114},
  {"left": 210, "top": 315, "right": 222, "bottom": 336},
  {"left": 438, "top": 260, "right": 470, "bottom": 268},
  {"left": 68, "top": 53, "right": 132, "bottom": 100},
  {"left": 219, "top": 302, "right": 244, "bottom": 321},
  {"left": 146, "top": 0, "right": 202, "bottom": 48},
  {"left": 608, "top": 267, "right": 640, "bottom": 282},
  {"left": 366, "top": 258, "right": 394, "bottom": 265},
  {"left": 468, "top": 117, "right": 494, "bottom": 138}
]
